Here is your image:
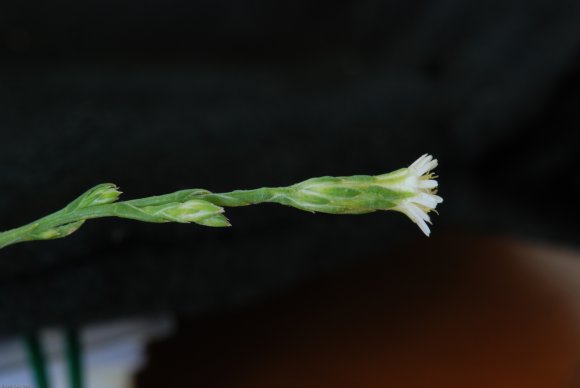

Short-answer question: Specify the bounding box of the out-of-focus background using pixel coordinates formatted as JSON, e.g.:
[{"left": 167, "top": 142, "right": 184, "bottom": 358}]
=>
[{"left": 1, "top": 0, "right": 580, "bottom": 387}]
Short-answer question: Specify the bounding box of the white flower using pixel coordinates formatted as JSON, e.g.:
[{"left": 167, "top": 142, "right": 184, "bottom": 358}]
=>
[{"left": 384, "top": 154, "right": 443, "bottom": 236}]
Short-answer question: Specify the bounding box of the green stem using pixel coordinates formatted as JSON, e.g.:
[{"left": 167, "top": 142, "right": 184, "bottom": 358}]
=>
[
  {"left": 24, "top": 333, "right": 51, "bottom": 388},
  {"left": 65, "top": 328, "right": 83, "bottom": 388},
  {"left": 0, "top": 223, "right": 38, "bottom": 249},
  {"left": 0, "top": 188, "right": 277, "bottom": 250},
  {"left": 0, "top": 202, "right": 170, "bottom": 249},
  {"left": 0, "top": 207, "right": 107, "bottom": 249},
  {"left": 195, "top": 187, "right": 284, "bottom": 207}
]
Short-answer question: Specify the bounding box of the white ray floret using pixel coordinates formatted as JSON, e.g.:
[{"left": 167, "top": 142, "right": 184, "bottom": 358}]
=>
[{"left": 392, "top": 154, "right": 443, "bottom": 237}]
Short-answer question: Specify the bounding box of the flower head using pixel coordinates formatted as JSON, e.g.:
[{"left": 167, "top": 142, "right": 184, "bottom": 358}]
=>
[{"left": 378, "top": 154, "right": 443, "bottom": 236}]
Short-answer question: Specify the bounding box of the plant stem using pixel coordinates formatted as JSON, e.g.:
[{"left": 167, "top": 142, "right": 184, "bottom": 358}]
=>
[
  {"left": 0, "top": 223, "right": 38, "bottom": 249},
  {"left": 65, "top": 328, "right": 83, "bottom": 388},
  {"left": 24, "top": 333, "right": 51, "bottom": 388},
  {"left": 0, "top": 205, "right": 117, "bottom": 249},
  {"left": 0, "top": 189, "right": 273, "bottom": 250}
]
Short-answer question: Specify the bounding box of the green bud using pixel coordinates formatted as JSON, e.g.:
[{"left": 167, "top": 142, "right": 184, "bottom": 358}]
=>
[
  {"left": 67, "top": 183, "right": 122, "bottom": 211},
  {"left": 141, "top": 200, "right": 230, "bottom": 227},
  {"left": 195, "top": 213, "right": 231, "bottom": 227},
  {"left": 33, "top": 220, "right": 85, "bottom": 240}
]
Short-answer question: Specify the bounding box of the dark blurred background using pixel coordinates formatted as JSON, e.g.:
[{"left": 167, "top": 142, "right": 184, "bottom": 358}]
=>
[{"left": 0, "top": 0, "right": 580, "bottom": 386}]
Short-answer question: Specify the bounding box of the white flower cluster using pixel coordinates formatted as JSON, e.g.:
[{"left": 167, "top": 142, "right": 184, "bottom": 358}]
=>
[{"left": 393, "top": 154, "right": 443, "bottom": 236}]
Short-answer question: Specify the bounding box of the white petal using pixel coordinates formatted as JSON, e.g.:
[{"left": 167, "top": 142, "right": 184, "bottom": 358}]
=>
[
  {"left": 396, "top": 201, "right": 433, "bottom": 237},
  {"left": 419, "top": 179, "right": 438, "bottom": 189},
  {"left": 416, "top": 158, "right": 438, "bottom": 176},
  {"left": 432, "top": 194, "right": 443, "bottom": 203},
  {"left": 410, "top": 203, "right": 431, "bottom": 223},
  {"left": 413, "top": 214, "right": 431, "bottom": 236},
  {"left": 397, "top": 203, "right": 416, "bottom": 222},
  {"left": 413, "top": 193, "right": 439, "bottom": 209},
  {"left": 409, "top": 154, "right": 430, "bottom": 173}
]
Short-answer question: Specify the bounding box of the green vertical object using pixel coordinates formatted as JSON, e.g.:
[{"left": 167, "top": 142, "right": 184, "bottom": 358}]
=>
[
  {"left": 65, "top": 328, "right": 84, "bottom": 388},
  {"left": 24, "top": 333, "right": 50, "bottom": 388}
]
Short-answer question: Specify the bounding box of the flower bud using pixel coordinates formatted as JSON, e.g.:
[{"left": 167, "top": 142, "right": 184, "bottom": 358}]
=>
[
  {"left": 69, "top": 183, "right": 122, "bottom": 211},
  {"left": 144, "top": 200, "right": 230, "bottom": 227},
  {"left": 33, "top": 220, "right": 85, "bottom": 240}
]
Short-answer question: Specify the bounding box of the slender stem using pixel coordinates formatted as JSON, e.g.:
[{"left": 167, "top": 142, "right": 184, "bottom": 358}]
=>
[
  {"left": 0, "top": 223, "right": 37, "bottom": 249},
  {"left": 24, "top": 333, "right": 51, "bottom": 388},
  {"left": 0, "top": 202, "right": 161, "bottom": 250},
  {"left": 64, "top": 328, "right": 83, "bottom": 388},
  {"left": 195, "top": 187, "right": 281, "bottom": 207},
  {"left": 0, "top": 189, "right": 273, "bottom": 250},
  {"left": 0, "top": 207, "right": 109, "bottom": 249}
]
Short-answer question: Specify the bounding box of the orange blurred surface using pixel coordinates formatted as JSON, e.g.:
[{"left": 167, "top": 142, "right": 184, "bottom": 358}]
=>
[{"left": 138, "top": 235, "right": 580, "bottom": 387}]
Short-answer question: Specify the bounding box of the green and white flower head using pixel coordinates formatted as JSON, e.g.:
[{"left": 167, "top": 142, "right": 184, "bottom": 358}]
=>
[{"left": 378, "top": 154, "right": 442, "bottom": 236}]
